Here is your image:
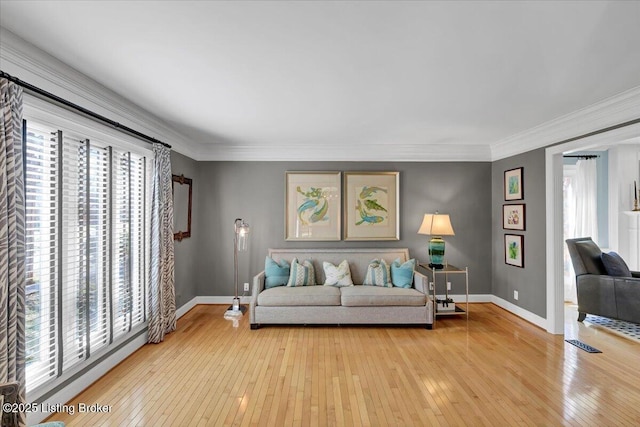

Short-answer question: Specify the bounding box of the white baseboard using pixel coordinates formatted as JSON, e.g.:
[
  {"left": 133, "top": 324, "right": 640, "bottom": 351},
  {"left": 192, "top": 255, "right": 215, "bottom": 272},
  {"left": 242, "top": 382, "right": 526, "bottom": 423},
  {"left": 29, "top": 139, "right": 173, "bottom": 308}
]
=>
[
  {"left": 490, "top": 295, "right": 547, "bottom": 330},
  {"left": 176, "top": 296, "right": 252, "bottom": 319},
  {"left": 434, "top": 294, "right": 492, "bottom": 303}
]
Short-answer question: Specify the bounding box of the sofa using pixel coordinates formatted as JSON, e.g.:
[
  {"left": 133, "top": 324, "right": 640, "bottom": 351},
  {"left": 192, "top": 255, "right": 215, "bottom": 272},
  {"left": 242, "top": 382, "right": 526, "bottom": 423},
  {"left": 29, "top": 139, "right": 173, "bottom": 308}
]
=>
[
  {"left": 250, "top": 248, "right": 433, "bottom": 329},
  {"left": 566, "top": 237, "right": 640, "bottom": 324}
]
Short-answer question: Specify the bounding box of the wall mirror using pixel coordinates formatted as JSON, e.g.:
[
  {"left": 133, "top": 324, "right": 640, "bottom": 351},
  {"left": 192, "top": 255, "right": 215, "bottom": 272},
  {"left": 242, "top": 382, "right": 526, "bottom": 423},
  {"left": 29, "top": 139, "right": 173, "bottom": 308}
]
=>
[{"left": 173, "top": 174, "right": 192, "bottom": 241}]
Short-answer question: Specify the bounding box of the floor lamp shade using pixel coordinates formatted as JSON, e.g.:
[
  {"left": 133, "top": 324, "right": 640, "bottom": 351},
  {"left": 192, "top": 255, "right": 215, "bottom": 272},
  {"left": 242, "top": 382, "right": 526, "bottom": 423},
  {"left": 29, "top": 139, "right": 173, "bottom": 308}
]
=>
[
  {"left": 418, "top": 213, "right": 455, "bottom": 267},
  {"left": 236, "top": 220, "right": 250, "bottom": 252}
]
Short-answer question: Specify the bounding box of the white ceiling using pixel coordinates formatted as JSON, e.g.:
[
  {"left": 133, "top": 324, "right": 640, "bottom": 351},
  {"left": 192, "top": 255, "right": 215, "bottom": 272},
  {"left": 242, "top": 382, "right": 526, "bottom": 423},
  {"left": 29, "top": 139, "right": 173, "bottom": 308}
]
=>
[{"left": 1, "top": 1, "right": 640, "bottom": 161}]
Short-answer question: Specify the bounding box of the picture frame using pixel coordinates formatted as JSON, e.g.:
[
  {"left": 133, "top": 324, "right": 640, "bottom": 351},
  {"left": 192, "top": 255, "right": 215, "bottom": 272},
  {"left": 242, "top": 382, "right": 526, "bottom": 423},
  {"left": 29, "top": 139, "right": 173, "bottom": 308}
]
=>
[
  {"left": 285, "top": 171, "right": 341, "bottom": 241},
  {"left": 172, "top": 174, "right": 192, "bottom": 241},
  {"left": 505, "top": 234, "right": 524, "bottom": 268},
  {"left": 502, "top": 204, "right": 525, "bottom": 231},
  {"left": 504, "top": 167, "right": 524, "bottom": 201},
  {"left": 344, "top": 171, "right": 399, "bottom": 241}
]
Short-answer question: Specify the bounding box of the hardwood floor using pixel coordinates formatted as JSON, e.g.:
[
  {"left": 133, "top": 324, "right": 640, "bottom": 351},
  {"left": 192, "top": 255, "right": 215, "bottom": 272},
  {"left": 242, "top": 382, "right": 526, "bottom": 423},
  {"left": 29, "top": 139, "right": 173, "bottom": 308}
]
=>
[{"left": 46, "top": 304, "right": 640, "bottom": 426}]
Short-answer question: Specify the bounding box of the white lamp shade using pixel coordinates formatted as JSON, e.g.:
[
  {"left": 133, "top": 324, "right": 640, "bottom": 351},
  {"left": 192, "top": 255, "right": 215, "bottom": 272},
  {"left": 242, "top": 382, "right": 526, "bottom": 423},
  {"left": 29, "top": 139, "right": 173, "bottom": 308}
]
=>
[{"left": 418, "top": 214, "right": 455, "bottom": 236}]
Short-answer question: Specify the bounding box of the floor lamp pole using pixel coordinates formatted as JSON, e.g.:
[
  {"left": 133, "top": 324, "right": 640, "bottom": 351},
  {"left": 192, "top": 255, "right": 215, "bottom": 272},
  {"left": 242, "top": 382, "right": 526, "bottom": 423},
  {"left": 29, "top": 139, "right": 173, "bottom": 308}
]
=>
[
  {"left": 233, "top": 222, "right": 240, "bottom": 311},
  {"left": 226, "top": 218, "right": 248, "bottom": 317}
]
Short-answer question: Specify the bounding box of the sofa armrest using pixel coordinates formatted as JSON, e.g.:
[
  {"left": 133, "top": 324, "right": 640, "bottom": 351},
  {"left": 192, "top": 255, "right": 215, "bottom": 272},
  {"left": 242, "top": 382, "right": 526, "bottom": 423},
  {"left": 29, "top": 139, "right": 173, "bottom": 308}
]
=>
[
  {"left": 413, "top": 271, "right": 428, "bottom": 295},
  {"left": 252, "top": 271, "right": 265, "bottom": 301},
  {"left": 250, "top": 271, "right": 265, "bottom": 324}
]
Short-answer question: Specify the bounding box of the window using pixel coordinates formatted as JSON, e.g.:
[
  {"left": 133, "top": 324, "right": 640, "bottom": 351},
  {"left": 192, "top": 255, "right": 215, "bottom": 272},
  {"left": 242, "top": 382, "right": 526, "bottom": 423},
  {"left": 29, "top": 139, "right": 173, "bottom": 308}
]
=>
[{"left": 24, "top": 117, "right": 150, "bottom": 392}]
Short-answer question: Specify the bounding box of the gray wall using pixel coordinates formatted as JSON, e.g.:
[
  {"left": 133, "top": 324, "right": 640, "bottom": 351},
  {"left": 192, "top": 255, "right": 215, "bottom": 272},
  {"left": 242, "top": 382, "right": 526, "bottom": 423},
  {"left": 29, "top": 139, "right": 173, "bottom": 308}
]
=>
[
  {"left": 492, "top": 149, "right": 547, "bottom": 317},
  {"left": 171, "top": 151, "right": 200, "bottom": 308},
  {"left": 193, "top": 161, "right": 492, "bottom": 298}
]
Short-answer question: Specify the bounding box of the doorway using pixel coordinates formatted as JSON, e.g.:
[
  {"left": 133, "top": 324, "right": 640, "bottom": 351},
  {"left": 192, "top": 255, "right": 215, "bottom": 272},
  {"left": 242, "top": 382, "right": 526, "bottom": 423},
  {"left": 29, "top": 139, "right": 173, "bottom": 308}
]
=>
[{"left": 545, "top": 122, "right": 640, "bottom": 335}]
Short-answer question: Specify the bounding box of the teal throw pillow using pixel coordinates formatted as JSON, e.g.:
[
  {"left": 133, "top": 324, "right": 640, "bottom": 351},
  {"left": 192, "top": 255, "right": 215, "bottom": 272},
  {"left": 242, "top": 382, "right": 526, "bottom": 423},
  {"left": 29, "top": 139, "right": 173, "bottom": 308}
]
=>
[
  {"left": 391, "top": 258, "right": 415, "bottom": 288},
  {"left": 363, "top": 259, "right": 392, "bottom": 287},
  {"left": 287, "top": 258, "right": 316, "bottom": 287},
  {"left": 265, "top": 256, "right": 290, "bottom": 289}
]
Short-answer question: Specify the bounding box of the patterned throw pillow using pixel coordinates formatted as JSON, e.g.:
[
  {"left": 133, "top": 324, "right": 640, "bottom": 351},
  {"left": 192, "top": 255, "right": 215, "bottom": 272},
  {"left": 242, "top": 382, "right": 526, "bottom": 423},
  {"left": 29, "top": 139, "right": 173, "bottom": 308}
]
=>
[
  {"left": 391, "top": 258, "right": 416, "bottom": 288},
  {"left": 363, "top": 259, "right": 392, "bottom": 287},
  {"left": 265, "top": 256, "right": 290, "bottom": 289},
  {"left": 287, "top": 258, "right": 316, "bottom": 287},
  {"left": 323, "top": 260, "right": 354, "bottom": 287}
]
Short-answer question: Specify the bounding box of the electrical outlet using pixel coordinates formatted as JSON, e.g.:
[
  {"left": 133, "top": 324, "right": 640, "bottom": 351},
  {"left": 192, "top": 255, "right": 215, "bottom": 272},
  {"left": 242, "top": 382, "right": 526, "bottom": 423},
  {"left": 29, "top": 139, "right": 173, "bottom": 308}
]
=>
[
  {"left": 244, "top": 282, "right": 250, "bottom": 292},
  {"left": 429, "top": 282, "right": 434, "bottom": 291},
  {"left": 514, "top": 290, "right": 519, "bottom": 300},
  {"left": 447, "top": 281, "right": 451, "bottom": 291}
]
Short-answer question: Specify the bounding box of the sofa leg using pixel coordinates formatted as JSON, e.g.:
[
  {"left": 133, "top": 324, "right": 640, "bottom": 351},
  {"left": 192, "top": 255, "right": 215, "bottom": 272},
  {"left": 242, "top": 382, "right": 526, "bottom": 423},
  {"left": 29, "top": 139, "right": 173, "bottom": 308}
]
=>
[
  {"left": 425, "top": 323, "right": 433, "bottom": 330},
  {"left": 250, "top": 324, "right": 260, "bottom": 330},
  {"left": 577, "top": 312, "right": 586, "bottom": 322}
]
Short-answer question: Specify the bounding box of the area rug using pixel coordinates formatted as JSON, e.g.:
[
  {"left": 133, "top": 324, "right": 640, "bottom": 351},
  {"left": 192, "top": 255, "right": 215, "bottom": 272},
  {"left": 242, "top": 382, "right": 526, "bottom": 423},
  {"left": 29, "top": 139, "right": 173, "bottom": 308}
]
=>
[{"left": 585, "top": 315, "right": 640, "bottom": 343}]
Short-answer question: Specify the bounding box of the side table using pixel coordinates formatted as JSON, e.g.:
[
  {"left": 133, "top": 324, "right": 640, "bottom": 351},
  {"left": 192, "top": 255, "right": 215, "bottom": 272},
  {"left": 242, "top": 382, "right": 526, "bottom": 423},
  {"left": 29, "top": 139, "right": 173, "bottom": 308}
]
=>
[{"left": 419, "top": 263, "right": 468, "bottom": 328}]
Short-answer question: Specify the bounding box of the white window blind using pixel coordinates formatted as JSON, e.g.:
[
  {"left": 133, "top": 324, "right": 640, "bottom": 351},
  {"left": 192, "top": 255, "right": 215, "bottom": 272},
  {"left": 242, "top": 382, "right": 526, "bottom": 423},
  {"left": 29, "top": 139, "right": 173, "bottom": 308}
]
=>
[
  {"left": 24, "top": 119, "right": 151, "bottom": 392},
  {"left": 24, "top": 122, "right": 58, "bottom": 390}
]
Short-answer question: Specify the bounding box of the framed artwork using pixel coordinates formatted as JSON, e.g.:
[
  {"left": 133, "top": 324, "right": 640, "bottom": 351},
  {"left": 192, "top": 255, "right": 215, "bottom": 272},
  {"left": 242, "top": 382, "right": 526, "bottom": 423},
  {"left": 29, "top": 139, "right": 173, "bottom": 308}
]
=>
[
  {"left": 503, "top": 204, "right": 525, "bottom": 231},
  {"left": 344, "top": 172, "right": 399, "bottom": 241},
  {"left": 505, "top": 234, "right": 524, "bottom": 268},
  {"left": 504, "top": 167, "right": 524, "bottom": 201},
  {"left": 285, "top": 171, "right": 341, "bottom": 241}
]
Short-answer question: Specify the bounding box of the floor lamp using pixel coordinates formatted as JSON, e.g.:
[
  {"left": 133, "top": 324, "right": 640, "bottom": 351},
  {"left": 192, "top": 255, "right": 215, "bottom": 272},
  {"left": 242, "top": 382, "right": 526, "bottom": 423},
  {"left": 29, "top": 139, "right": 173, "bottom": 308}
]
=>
[{"left": 225, "top": 218, "right": 250, "bottom": 317}]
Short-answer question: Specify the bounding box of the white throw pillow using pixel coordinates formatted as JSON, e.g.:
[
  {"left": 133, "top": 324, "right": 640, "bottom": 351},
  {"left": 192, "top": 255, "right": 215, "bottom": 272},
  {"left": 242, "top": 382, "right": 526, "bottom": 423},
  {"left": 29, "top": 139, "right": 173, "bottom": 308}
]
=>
[{"left": 323, "top": 260, "right": 354, "bottom": 287}]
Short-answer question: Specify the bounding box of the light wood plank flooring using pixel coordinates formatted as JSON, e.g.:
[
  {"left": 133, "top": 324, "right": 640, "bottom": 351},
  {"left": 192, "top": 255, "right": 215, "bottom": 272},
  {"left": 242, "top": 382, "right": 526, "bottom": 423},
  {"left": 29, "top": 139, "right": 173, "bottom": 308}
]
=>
[{"left": 46, "top": 304, "right": 640, "bottom": 426}]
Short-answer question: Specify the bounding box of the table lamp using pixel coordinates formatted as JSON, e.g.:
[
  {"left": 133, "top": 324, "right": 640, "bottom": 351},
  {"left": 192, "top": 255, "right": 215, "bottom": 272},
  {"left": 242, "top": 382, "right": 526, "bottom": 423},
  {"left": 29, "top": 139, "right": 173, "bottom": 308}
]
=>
[{"left": 418, "top": 212, "right": 455, "bottom": 269}]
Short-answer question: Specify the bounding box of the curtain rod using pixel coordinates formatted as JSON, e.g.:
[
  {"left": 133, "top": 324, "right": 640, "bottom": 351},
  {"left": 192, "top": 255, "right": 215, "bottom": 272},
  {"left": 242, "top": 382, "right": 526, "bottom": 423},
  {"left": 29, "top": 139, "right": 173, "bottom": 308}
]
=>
[
  {"left": 563, "top": 155, "right": 599, "bottom": 159},
  {"left": 0, "top": 70, "right": 171, "bottom": 149}
]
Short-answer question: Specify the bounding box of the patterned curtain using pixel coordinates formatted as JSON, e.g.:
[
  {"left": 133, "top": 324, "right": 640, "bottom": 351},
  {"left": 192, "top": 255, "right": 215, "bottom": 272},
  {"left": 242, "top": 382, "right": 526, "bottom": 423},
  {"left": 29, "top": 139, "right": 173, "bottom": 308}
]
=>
[
  {"left": 148, "top": 143, "right": 176, "bottom": 343},
  {"left": 0, "top": 78, "right": 27, "bottom": 426}
]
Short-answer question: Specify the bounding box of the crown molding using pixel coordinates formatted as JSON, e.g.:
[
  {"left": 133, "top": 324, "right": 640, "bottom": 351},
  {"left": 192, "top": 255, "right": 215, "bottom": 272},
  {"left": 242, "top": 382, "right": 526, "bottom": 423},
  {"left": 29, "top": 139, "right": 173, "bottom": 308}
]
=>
[
  {"left": 193, "top": 142, "right": 492, "bottom": 162},
  {"left": 0, "top": 27, "right": 200, "bottom": 159},
  {"left": 490, "top": 85, "right": 640, "bottom": 161}
]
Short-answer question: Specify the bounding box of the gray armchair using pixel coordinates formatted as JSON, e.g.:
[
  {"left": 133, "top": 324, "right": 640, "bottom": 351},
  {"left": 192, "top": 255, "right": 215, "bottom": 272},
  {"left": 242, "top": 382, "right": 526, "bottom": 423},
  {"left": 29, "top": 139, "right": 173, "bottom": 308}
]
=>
[{"left": 566, "top": 237, "right": 640, "bottom": 323}]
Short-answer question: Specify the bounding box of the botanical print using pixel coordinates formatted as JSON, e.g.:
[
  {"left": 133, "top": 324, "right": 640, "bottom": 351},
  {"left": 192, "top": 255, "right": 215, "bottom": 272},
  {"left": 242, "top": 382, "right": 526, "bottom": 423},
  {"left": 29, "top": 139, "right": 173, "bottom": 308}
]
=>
[
  {"left": 504, "top": 167, "right": 523, "bottom": 201},
  {"left": 344, "top": 171, "right": 399, "bottom": 241},
  {"left": 505, "top": 234, "right": 524, "bottom": 267},
  {"left": 355, "top": 186, "right": 388, "bottom": 226},
  {"left": 296, "top": 186, "right": 331, "bottom": 226},
  {"left": 286, "top": 172, "right": 341, "bottom": 241},
  {"left": 503, "top": 204, "right": 525, "bottom": 231},
  {"left": 506, "top": 207, "right": 520, "bottom": 226},
  {"left": 508, "top": 240, "right": 519, "bottom": 260},
  {"left": 508, "top": 176, "right": 519, "bottom": 196}
]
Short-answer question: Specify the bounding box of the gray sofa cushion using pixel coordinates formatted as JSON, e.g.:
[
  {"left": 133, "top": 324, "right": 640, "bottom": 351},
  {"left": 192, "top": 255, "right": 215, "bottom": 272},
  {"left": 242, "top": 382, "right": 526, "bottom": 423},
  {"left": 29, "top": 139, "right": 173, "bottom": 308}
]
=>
[
  {"left": 258, "top": 285, "right": 341, "bottom": 306},
  {"left": 341, "top": 285, "right": 426, "bottom": 307}
]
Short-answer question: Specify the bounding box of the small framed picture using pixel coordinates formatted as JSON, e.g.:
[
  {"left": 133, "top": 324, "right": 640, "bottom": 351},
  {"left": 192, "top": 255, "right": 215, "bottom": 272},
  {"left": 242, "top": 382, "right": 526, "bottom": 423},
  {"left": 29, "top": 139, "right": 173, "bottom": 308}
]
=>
[
  {"left": 505, "top": 234, "right": 524, "bottom": 268},
  {"left": 504, "top": 167, "right": 524, "bottom": 201},
  {"left": 503, "top": 204, "right": 525, "bottom": 231}
]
